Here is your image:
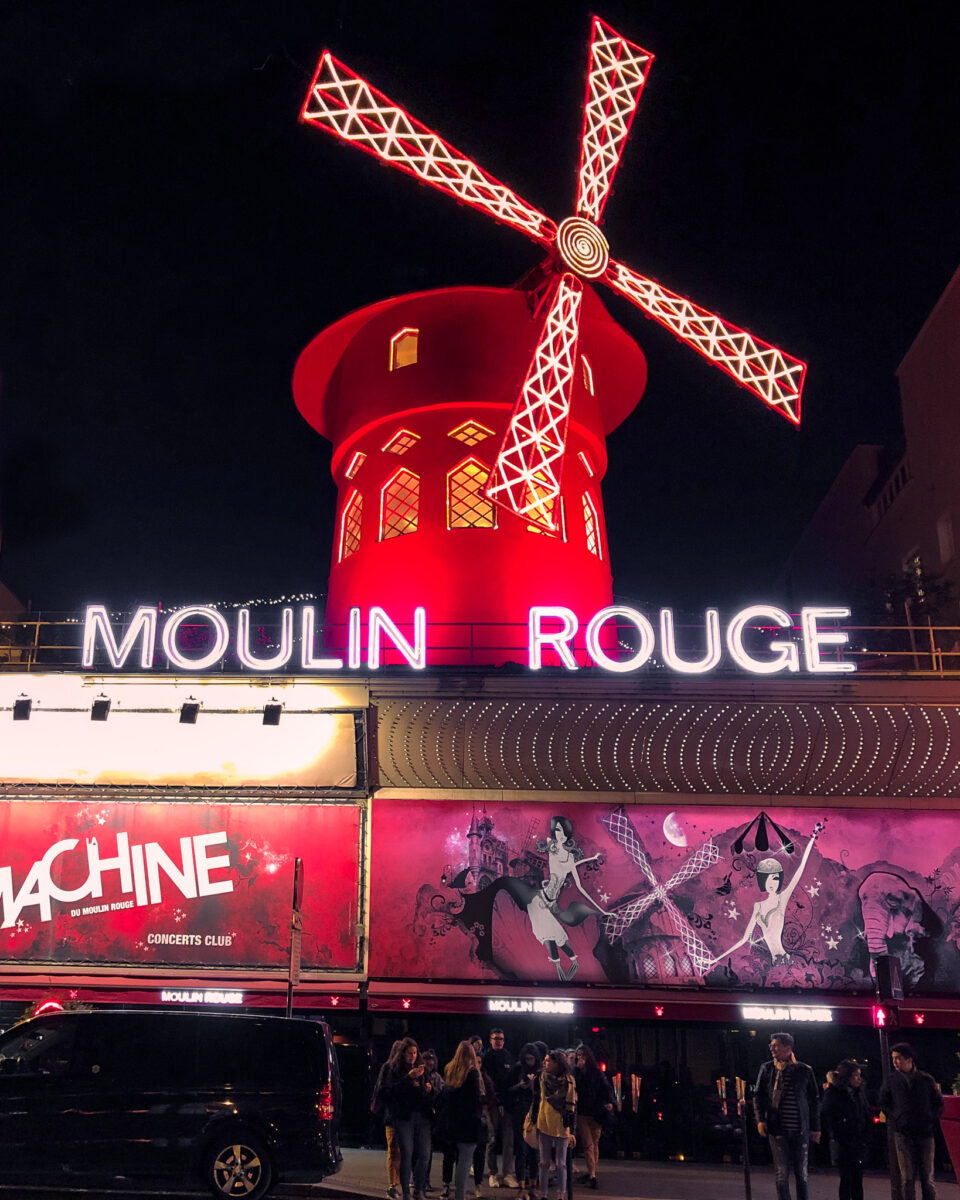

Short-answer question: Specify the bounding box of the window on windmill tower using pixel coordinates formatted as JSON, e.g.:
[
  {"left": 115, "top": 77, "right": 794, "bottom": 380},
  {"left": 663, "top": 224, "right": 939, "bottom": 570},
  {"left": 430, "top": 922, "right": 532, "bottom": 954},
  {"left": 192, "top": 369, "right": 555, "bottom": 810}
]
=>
[
  {"left": 338, "top": 489, "right": 363, "bottom": 562},
  {"left": 448, "top": 419, "right": 495, "bottom": 446},
  {"left": 447, "top": 457, "right": 497, "bottom": 529},
  {"left": 580, "top": 354, "right": 594, "bottom": 395},
  {"left": 577, "top": 450, "right": 595, "bottom": 478},
  {"left": 389, "top": 327, "right": 419, "bottom": 370},
  {"left": 380, "top": 468, "right": 420, "bottom": 541},
  {"left": 583, "top": 492, "right": 602, "bottom": 558},
  {"left": 382, "top": 428, "right": 421, "bottom": 455},
  {"left": 345, "top": 450, "right": 367, "bottom": 479},
  {"left": 527, "top": 497, "right": 567, "bottom": 541}
]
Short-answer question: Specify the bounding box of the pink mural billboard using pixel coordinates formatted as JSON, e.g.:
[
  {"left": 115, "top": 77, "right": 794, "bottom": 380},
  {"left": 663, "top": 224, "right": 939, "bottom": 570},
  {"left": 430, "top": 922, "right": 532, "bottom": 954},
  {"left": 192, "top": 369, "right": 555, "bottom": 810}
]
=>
[{"left": 369, "top": 799, "right": 960, "bottom": 993}]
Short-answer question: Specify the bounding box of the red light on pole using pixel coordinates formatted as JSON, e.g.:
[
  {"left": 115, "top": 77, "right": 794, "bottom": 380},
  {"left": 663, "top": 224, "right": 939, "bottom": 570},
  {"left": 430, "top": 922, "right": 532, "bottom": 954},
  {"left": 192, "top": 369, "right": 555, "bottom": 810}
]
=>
[
  {"left": 872, "top": 1005, "right": 887, "bottom": 1028},
  {"left": 591, "top": 1026, "right": 600, "bottom": 1033}
]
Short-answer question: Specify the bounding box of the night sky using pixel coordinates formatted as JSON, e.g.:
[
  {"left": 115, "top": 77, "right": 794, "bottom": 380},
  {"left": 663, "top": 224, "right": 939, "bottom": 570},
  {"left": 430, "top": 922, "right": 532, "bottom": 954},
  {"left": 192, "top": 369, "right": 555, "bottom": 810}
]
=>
[{"left": 1, "top": 0, "right": 958, "bottom": 615}]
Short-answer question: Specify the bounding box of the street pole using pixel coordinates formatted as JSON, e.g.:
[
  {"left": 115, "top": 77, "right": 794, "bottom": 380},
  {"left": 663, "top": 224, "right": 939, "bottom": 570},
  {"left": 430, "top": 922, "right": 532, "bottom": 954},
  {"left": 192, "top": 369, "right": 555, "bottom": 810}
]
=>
[
  {"left": 737, "top": 1076, "right": 753, "bottom": 1200},
  {"left": 286, "top": 857, "right": 304, "bottom": 1019},
  {"left": 874, "top": 991, "right": 903, "bottom": 1200}
]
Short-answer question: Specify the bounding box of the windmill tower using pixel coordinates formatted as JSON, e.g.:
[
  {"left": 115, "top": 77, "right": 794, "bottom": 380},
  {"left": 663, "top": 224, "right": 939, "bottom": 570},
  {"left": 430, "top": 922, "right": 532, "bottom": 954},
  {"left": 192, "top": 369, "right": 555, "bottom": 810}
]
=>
[{"left": 293, "top": 18, "right": 805, "bottom": 666}]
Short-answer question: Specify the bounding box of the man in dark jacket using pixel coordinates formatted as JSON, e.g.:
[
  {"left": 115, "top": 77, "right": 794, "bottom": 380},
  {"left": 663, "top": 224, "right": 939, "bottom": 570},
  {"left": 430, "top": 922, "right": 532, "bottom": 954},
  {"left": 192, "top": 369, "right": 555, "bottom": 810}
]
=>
[
  {"left": 483, "top": 1029, "right": 516, "bottom": 1187},
  {"left": 880, "top": 1042, "right": 944, "bottom": 1200},
  {"left": 754, "top": 1032, "right": 821, "bottom": 1200}
]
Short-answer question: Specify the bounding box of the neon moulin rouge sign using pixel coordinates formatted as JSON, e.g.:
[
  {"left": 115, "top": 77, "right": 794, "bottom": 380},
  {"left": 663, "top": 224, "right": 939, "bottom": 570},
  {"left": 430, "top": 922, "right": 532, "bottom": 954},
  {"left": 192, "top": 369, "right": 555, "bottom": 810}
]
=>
[{"left": 82, "top": 603, "right": 856, "bottom": 675}]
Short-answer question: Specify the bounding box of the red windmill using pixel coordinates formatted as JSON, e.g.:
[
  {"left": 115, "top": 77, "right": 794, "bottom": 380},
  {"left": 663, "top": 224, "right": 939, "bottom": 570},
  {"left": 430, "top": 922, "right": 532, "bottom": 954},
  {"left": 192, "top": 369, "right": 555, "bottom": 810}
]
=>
[{"left": 294, "top": 18, "right": 805, "bottom": 665}]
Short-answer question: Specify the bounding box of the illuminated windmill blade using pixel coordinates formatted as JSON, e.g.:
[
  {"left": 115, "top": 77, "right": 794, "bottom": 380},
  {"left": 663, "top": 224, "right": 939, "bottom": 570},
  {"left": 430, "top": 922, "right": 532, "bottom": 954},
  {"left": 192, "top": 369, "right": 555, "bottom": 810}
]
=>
[
  {"left": 602, "top": 806, "right": 658, "bottom": 886},
  {"left": 576, "top": 18, "right": 654, "bottom": 224},
  {"left": 301, "top": 52, "right": 557, "bottom": 246},
  {"left": 604, "top": 258, "right": 806, "bottom": 423},
  {"left": 485, "top": 273, "right": 584, "bottom": 531}
]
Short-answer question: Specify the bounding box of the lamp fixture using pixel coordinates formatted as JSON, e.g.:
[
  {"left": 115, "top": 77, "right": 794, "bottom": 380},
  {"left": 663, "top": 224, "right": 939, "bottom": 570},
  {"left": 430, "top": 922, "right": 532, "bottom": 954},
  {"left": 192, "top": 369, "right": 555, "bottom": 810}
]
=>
[
  {"left": 12, "top": 694, "right": 32, "bottom": 721},
  {"left": 263, "top": 701, "right": 283, "bottom": 726},
  {"left": 179, "top": 698, "right": 201, "bottom": 725},
  {"left": 90, "top": 694, "right": 111, "bottom": 722}
]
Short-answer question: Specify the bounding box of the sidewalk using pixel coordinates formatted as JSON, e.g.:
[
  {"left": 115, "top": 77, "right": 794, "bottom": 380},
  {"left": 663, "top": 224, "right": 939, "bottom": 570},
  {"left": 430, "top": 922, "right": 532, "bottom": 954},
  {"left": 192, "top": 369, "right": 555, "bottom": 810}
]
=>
[{"left": 281, "top": 1146, "right": 960, "bottom": 1200}]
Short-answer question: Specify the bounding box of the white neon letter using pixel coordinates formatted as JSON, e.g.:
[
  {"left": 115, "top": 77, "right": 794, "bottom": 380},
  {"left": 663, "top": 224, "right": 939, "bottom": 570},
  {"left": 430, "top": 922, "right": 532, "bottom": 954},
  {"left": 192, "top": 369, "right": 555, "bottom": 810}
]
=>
[
  {"left": 82, "top": 605, "right": 157, "bottom": 669},
  {"left": 801, "top": 607, "right": 856, "bottom": 673},
  {"left": 726, "top": 606, "right": 800, "bottom": 674},
  {"left": 301, "top": 607, "right": 343, "bottom": 669},
  {"left": 528, "top": 607, "right": 579, "bottom": 670},
  {"left": 236, "top": 607, "right": 294, "bottom": 670},
  {"left": 161, "top": 606, "right": 230, "bottom": 671},
  {"left": 368, "top": 607, "right": 427, "bottom": 670},
  {"left": 659, "top": 608, "right": 722, "bottom": 674},
  {"left": 586, "top": 606, "right": 655, "bottom": 672},
  {"left": 348, "top": 607, "right": 362, "bottom": 670}
]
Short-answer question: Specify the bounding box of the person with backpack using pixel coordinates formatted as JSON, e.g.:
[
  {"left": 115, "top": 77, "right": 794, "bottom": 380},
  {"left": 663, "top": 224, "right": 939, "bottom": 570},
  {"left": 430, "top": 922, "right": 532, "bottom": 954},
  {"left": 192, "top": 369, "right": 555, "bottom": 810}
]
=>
[{"left": 533, "top": 1049, "right": 577, "bottom": 1200}]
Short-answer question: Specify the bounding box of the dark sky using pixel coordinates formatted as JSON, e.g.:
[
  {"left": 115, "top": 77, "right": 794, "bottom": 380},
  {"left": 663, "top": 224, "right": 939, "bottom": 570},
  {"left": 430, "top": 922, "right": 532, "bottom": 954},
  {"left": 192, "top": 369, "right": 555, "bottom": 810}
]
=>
[{"left": 1, "top": 0, "right": 958, "bottom": 614}]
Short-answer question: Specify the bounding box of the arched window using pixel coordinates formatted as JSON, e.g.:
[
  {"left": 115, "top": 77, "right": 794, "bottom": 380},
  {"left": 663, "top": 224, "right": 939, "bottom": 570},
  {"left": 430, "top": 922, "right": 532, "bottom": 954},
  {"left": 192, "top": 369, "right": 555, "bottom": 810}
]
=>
[
  {"left": 447, "top": 457, "right": 497, "bottom": 529},
  {"left": 389, "top": 327, "right": 419, "bottom": 370},
  {"left": 577, "top": 450, "right": 595, "bottom": 478},
  {"left": 345, "top": 450, "right": 366, "bottom": 480},
  {"left": 380, "top": 468, "right": 420, "bottom": 540},
  {"left": 338, "top": 489, "right": 363, "bottom": 562},
  {"left": 583, "top": 492, "right": 602, "bottom": 558}
]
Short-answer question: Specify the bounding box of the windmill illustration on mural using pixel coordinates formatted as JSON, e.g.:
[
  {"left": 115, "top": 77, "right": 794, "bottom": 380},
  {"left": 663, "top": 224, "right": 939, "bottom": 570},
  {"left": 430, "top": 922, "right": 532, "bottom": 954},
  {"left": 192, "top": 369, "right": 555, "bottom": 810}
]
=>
[{"left": 300, "top": 17, "right": 806, "bottom": 537}]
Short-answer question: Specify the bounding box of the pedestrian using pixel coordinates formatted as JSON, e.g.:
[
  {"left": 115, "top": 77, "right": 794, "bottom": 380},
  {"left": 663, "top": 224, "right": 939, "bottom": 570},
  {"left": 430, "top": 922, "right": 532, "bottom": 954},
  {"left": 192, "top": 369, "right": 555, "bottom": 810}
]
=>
[
  {"left": 573, "top": 1045, "right": 614, "bottom": 1189},
  {"left": 443, "top": 1041, "right": 485, "bottom": 1200},
  {"left": 372, "top": 1039, "right": 404, "bottom": 1200},
  {"left": 533, "top": 1049, "right": 577, "bottom": 1200},
  {"left": 880, "top": 1041, "right": 944, "bottom": 1200},
  {"left": 484, "top": 1028, "right": 518, "bottom": 1188},
  {"left": 470, "top": 1034, "right": 497, "bottom": 1198},
  {"left": 753, "top": 1031, "right": 821, "bottom": 1200},
  {"left": 423, "top": 1049, "right": 444, "bottom": 1192},
  {"left": 822, "top": 1059, "right": 870, "bottom": 1200},
  {"left": 382, "top": 1036, "right": 434, "bottom": 1200},
  {"left": 505, "top": 1043, "right": 542, "bottom": 1200}
]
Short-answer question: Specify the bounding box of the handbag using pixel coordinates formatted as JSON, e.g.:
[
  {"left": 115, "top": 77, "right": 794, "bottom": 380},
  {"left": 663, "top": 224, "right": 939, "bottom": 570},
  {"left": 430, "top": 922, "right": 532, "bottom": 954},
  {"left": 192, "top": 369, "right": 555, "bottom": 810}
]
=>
[{"left": 523, "top": 1111, "right": 539, "bottom": 1149}]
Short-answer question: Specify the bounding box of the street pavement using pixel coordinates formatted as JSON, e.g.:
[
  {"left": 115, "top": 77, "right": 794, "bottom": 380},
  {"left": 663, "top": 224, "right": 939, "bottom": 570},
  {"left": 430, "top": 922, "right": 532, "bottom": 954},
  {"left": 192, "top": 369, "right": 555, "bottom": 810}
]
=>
[
  {"left": 0, "top": 1147, "right": 956, "bottom": 1199},
  {"left": 280, "top": 1146, "right": 960, "bottom": 1200}
]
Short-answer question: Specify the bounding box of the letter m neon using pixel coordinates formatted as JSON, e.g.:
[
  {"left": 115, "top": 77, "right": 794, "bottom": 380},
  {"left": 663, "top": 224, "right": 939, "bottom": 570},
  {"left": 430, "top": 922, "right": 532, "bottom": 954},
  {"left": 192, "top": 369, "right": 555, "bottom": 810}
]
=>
[{"left": 82, "top": 605, "right": 158, "bottom": 669}]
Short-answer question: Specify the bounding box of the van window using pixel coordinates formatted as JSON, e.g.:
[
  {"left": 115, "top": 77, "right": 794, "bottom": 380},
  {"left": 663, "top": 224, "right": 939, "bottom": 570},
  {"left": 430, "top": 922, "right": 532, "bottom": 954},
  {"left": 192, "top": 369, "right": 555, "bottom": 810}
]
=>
[
  {"left": 74, "top": 1014, "right": 199, "bottom": 1087},
  {"left": 0, "top": 1017, "right": 76, "bottom": 1077},
  {"left": 197, "top": 1017, "right": 323, "bottom": 1089}
]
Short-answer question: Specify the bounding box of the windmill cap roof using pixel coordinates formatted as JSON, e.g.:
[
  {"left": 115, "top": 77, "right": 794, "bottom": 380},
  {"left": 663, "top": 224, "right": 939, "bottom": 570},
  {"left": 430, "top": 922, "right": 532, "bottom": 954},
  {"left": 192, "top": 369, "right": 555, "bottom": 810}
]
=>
[{"left": 292, "top": 284, "right": 647, "bottom": 449}]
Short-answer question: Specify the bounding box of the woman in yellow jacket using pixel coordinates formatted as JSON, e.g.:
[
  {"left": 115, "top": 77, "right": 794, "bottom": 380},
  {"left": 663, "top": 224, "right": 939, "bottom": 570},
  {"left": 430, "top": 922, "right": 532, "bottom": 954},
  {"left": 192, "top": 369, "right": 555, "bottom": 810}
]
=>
[{"left": 534, "top": 1050, "right": 576, "bottom": 1200}]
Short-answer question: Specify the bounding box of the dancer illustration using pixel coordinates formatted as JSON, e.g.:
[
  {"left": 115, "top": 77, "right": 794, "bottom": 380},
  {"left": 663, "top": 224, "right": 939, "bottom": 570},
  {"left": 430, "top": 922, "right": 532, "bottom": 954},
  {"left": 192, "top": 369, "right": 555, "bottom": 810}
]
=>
[
  {"left": 713, "top": 823, "right": 822, "bottom": 965},
  {"left": 457, "top": 815, "right": 607, "bottom": 980}
]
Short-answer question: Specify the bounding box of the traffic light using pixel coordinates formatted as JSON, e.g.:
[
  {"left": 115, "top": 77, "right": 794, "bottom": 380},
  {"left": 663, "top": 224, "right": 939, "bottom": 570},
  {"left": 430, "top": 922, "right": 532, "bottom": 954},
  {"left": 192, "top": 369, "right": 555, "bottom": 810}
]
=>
[{"left": 872, "top": 1004, "right": 900, "bottom": 1029}]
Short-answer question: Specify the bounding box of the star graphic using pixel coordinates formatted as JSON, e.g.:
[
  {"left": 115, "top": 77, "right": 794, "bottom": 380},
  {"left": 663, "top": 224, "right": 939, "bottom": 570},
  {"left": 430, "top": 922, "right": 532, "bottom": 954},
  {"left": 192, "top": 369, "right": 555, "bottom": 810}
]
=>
[
  {"left": 599, "top": 891, "right": 610, "bottom": 905},
  {"left": 806, "top": 885, "right": 820, "bottom": 898},
  {"left": 726, "top": 907, "right": 740, "bottom": 920},
  {"left": 826, "top": 936, "right": 840, "bottom": 950}
]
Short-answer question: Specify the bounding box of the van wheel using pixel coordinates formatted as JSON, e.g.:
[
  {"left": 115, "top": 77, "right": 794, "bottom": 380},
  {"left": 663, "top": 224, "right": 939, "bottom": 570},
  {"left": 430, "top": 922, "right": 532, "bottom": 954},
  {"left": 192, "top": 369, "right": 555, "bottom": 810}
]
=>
[{"left": 205, "top": 1130, "right": 273, "bottom": 1200}]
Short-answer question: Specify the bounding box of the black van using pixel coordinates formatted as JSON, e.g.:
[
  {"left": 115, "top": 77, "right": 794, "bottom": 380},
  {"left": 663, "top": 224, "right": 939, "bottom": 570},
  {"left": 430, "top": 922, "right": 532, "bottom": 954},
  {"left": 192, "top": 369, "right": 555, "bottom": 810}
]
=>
[{"left": 0, "top": 1008, "right": 342, "bottom": 1199}]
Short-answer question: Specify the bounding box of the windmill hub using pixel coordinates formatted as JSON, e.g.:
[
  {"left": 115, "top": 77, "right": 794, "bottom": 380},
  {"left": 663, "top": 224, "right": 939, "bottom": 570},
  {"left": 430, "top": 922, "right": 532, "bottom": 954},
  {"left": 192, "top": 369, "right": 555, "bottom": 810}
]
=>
[{"left": 556, "top": 216, "right": 609, "bottom": 279}]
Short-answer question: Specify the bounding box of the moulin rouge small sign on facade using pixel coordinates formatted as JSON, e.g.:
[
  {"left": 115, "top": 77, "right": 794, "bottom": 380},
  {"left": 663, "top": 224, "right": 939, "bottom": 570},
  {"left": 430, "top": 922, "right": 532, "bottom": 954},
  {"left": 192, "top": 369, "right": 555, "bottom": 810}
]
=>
[{"left": 83, "top": 603, "right": 856, "bottom": 676}]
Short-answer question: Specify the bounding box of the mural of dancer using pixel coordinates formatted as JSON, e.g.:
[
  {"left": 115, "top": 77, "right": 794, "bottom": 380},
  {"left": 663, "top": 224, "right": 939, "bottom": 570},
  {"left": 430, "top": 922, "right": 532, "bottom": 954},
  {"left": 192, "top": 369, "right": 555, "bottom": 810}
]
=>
[
  {"left": 458, "top": 815, "right": 607, "bottom": 979},
  {"left": 712, "top": 822, "right": 822, "bottom": 965}
]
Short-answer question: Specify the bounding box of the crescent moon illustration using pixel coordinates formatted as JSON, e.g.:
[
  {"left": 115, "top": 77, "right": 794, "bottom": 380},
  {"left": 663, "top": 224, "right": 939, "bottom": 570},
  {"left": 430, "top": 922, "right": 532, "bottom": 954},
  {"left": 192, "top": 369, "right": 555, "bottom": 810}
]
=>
[{"left": 663, "top": 812, "right": 688, "bottom": 848}]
